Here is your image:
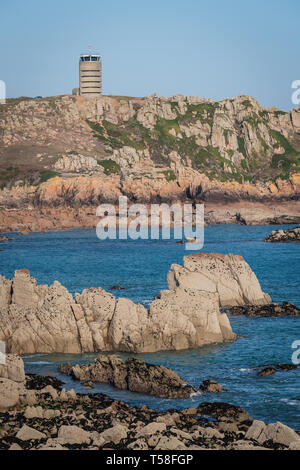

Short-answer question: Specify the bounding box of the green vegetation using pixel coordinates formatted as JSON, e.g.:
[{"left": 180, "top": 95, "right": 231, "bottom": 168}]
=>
[
  {"left": 274, "top": 110, "right": 288, "bottom": 117},
  {"left": 223, "top": 129, "right": 232, "bottom": 146},
  {"left": 257, "top": 133, "right": 269, "bottom": 153},
  {"left": 270, "top": 130, "right": 298, "bottom": 156},
  {"left": 97, "top": 159, "right": 121, "bottom": 175},
  {"left": 162, "top": 169, "right": 176, "bottom": 181},
  {"left": 183, "top": 102, "right": 217, "bottom": 126},
  {"left": 154, "top": 118, "right": 181, "bottom": 144},
  {"left": 242, "top": 99, "right": 253, "bottom": 108},
  {"left": 237, "top": 136, "right": 247, "bottom": 157},
  {"left": 39, "top": 170, "right": 60, "bottom": 182},
  {"left": 85, "top": 100, "right": 299, "bottom": 183},
  {"left": 87, "top": 119, "right": 146, "bottom": 151},
  {"left": 269, "top": 130, "right": 299, "bottom": 179},
  {"left": 246, "top": 112, "right": 268, "bottom": 129}
]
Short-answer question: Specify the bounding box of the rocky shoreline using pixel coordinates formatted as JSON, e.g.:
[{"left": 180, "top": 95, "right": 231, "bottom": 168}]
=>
[
  {"left": 1, "top": 201, "right": 300, "bottom": 235},
  {"left": 0, "top": 356, "right": 300, "bottom": 451},
  {"left": 265, "top": 226, "right": 300, "bottom": 243},
  {"left": 223, "top": 302, "right": 300, "bottom": 317}
]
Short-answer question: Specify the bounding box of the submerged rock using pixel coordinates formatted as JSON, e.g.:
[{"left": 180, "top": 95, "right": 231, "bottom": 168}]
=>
[
  {"left": 0, "top": 253, "right": 245, "bottom": 354},
  {"left": 199, "top": 380, "right": 223, "bottom": 393},
  {"left": 256, "top": 364, "right": 298, "bottom": 377},
  {"left": 59, "top": 354, "right": 197, "bottom": 399}
]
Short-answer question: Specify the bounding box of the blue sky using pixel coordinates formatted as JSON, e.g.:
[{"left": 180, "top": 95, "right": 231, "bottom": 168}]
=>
[{"left": 0, "top": 0, "right": 299, "bottom": 109}]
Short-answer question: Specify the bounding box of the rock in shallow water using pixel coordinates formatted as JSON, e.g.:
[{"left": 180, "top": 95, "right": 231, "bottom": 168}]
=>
[
  {"left": 1, "top": 356, "right": 300, "bottom": 451},
  {"left": 0, "top": 252, "right": 272, "bottom": 354},
  {"left": 59, "top": 354, "right": 197, "bottom": 399},
  {"left": 256, "top": 364, "right": 298, "bottom": 377},
  {"left": 223, "top": 302, "right": 300, "bottom": 317},
  {"left": 265, "top": 226, "right": 300, "bottom": 243}
]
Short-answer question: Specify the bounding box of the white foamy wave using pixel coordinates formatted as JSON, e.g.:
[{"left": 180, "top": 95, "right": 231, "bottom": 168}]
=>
[
  {"left": 240, "top": 368, "right": 251, "bottom": 372},
  {"left": 190, "top": 390, "right": 202, "bottom": 398},
  {"left": 280, "top": 398, "right": 300, "bottom": 406},
  {"left": 26, "top": 361, "right": 52, "bottom": 365},
  {"left": 23, "top": 354, "right": 49, "bottom": 359}
]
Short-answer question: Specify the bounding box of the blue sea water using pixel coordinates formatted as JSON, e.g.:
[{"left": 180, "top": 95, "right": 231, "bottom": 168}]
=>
[{"left": 0, "top": 224, "right": 299, "bottom": 429}]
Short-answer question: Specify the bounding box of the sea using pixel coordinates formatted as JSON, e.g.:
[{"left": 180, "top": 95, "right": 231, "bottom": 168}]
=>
[{"left": 0, "top": 223, "right": 299, "bottom": 429}]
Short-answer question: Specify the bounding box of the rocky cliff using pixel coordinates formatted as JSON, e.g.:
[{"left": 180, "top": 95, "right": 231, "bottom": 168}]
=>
[
  {"left": 1, "top": 94, "right": 300, "bottom": 184},
  {"left": 1, "top": 93, "right": 300, "bottom": 232}
]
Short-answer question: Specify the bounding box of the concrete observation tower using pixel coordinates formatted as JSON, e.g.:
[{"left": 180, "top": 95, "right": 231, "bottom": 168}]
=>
[{"left": 79, "top": 49, "right": 102, "bottom": 97}]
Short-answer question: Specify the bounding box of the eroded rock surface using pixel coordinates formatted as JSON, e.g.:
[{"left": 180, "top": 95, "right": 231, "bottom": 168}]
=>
[
  {"left": 0, "top": 357, "right": 299, "bottom": 451},
  {"left": 59, "top": 355, "right": 197, "bottom": 398},
  {"left": 168, "top": 252, "right": 271, "bottom": 307},
  {"left": 0, "top": 253, "right": 251, "bottom": 354},
  {"left": 224, "top": 302, "right": 300, "bottom": 317}
]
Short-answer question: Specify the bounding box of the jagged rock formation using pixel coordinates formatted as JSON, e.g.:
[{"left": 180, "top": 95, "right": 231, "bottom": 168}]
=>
[
  {"left": 59, "top": 355, "right": 197, "bottom": 398},
  {"left": 1, "top": 94, "right": 300, "bottom": 184},
  {"left": 0, "top": 253, "right": 271, "bottom": 355},
  {"left": 265, "top": 226, "right": 300, "bottom": 242},
  {"left": 54, "top": 153, "right": 102, "bottom": 173},
  {"left": 168, "top": 252, "right": 271, "bottom": 307}
]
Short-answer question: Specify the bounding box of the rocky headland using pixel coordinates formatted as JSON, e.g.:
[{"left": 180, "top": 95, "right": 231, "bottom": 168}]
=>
[
  {"left": 265, "top": 226, "right": 300, "bottom": 243},
  {"left": 0, "top": 94, "right": 300, "bottom": 233},
  {"left": 0, "top": 252, "right": 274, "bottom": 355},
  {"left": 0, "top": 355, "right": 300, "bottom": 451}
]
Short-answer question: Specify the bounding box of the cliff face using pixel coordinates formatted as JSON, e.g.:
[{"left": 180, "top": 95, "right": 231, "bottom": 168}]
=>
[
  {"left": 1, "top": 93, "right": 300, "bottom": 184},
  {"left": 0, "top": 93, "right": 300, "bottom": 230}
]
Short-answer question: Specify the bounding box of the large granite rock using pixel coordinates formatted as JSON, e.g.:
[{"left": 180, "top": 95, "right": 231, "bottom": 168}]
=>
[
  {"left": 60, "top": 354, "right": 197, "bottom": 398},
  {"left": 168, "top": 252, "right": 271, "bottom": 307},
  {"left": 0, "top": 251, "right": 271, "bottom": 355},
  {"left": 0, "top": 253, "right": 244, "bottom": 354}
]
